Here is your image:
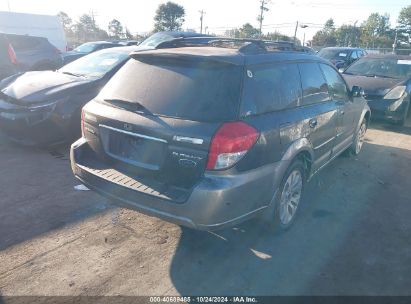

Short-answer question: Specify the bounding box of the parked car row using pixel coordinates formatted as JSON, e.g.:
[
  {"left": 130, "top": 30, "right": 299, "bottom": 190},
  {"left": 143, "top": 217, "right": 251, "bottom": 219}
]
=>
[
  {"left": 318, "top": 47, "right": 411, "bottom": 125},
  {"left": 2, "top": 33, "right": 409, "bottom": 232}
]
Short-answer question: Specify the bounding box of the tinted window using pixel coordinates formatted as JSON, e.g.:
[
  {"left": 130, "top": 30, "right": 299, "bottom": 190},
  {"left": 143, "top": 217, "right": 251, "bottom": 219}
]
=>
[
  {"left": 73, "top": 43, "right": 98, "bottom": 53},
  {"left": 318, "top": 49, "right": 349, "bottom": 60},
  {"left": 320, "top": 64, "right": 350, "bottom": 102},
  {"left": 139, "top": 32, "right": 174, "bottom": 48},
  {"left": 8, "top": 36, "right": 42, "bottom": 50},
  {"left": 0, "top": 36, "right": 9, "bottom": 62},
  {"left": 298, "top": 63, "right": 330, "bottom": 105},
  {"left": 59, "top": 50, "right": 129, "bottom": 78},
  {"left": 240, "top": 63, "right": 301, "bottom": 116},
  {"left": 99, "top": 58, "right": 243, "bottom": 122},
  {"left": 350, "top": 51, "right": 358, "bottom": 60},
  {"left": 345, "top": 58, "right": 411, "bottom": 79}
]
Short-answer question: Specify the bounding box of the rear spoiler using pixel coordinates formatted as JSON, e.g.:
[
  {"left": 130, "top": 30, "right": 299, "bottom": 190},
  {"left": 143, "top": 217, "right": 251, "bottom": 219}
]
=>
[{"left": 129, "top": 51, "right": 244, "bottom": 66}]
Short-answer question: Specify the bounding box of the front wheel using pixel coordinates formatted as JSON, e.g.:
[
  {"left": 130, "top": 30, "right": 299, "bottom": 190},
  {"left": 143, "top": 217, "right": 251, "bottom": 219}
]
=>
[{"left": 350, "top": 119, "right": 367, "bottom": 155}]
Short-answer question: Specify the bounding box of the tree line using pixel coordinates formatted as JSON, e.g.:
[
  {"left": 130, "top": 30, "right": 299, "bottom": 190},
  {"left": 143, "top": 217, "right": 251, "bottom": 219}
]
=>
[
  {"left": 310, "top": 5, "right": 411, "bottom": 49},
  {"left": 57, "top": 2, "right": 187, "bottom": 47},
  {"left": 58, "top": 2, "right": 411, "bottom": 50},
  {"left": 57, "top": 1, "right": 297, "bottom": 47}
]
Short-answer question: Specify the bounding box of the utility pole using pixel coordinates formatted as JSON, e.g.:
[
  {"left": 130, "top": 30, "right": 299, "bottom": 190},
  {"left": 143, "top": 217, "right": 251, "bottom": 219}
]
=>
[
  {"left": 199, "top": 10, "right": 205, "bottom": 34},
  {"left": 350, "top": 20, "right": 358, "bottom": 47},
  {"left": 258, "top": 0, "right": 270, "bottom": 36},
  {"left": 392, "top": 28, "right": 398, "bottom": 54},
  {"left": 90, "top": 10, "right": 99, "bottom": 40},
  {"left": 293, "top": 21, "right": 299, "bottom": 43},
  {"left": 90, "top": 10, "right": 99, "bottom": 28}
]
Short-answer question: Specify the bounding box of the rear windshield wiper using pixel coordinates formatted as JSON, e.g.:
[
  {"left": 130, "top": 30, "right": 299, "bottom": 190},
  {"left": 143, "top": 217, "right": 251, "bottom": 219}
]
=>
[{"left": 103, "top": 98, "right": 152, "bottom": 115}]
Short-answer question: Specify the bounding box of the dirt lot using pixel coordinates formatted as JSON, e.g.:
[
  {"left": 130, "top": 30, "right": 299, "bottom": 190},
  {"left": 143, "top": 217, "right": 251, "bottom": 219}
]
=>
[{"left": 1, "top": 121, "right": 411, "bottom": 296}]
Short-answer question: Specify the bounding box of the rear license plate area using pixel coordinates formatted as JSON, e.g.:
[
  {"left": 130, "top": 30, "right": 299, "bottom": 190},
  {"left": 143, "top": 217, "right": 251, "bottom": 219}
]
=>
[{"left": 107, "top": 131, "right": 166, "bottom": 170}]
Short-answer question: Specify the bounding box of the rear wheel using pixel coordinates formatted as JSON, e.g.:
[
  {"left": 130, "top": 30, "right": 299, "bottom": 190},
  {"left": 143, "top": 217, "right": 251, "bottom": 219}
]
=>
[
  {"left": 350, "top": 119, "right": 367, "bottom": 155},
  {"left": 263, "top": 159, "right": 305, "bottom": 231}
]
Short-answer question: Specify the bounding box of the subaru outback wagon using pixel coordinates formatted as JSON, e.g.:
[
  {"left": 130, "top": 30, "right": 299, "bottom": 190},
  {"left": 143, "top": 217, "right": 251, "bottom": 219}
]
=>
[{"left": 71, "top": 39, "right": 370, "bottom": 231}]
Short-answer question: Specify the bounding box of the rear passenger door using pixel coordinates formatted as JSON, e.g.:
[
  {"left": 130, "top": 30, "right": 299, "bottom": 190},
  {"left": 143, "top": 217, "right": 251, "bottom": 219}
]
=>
[
  {"left": 320, "top": 63, "right": 357, "bottom": 155},
  {"left": 298, "top": 62, "right": 339, "bottom": 172}
]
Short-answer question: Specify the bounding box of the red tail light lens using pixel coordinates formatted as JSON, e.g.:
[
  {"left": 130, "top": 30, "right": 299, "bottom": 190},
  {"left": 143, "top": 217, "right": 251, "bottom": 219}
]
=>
[
  {"left": 81, "top": 108, "right": 85, "bottom": 137},
  {"left": 7, "top": 43, "right": 18, "bottom": 65},
  {"left": 206, "top": 122, "right": 259, "bottom": 170}
]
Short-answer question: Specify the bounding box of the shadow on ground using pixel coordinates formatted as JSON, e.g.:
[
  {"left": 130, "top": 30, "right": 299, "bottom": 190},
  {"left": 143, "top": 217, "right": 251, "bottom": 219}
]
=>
[
  {"left": 0, "top": 138, "right": 112, "bottom": 251},
  {"left": 170, "top": 140, "right": 411, "bottom": 295}
]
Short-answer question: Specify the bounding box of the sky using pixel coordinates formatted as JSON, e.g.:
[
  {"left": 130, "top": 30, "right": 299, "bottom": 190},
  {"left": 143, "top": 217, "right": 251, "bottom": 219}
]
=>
[{"left": 0, "top": 0, "right": 409, "bottom": 42}]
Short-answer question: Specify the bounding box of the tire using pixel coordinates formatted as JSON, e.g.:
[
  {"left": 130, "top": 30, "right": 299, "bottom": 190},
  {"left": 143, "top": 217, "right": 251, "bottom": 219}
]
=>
[
  {"left": 396, "top": 100, "right": 410, "bottom": 127},
  {"left": 262, "top": 159, "right": 306, "bottom": 231},
  {"left": 349, "top": 119, "right": 367, "bottom": 155}
]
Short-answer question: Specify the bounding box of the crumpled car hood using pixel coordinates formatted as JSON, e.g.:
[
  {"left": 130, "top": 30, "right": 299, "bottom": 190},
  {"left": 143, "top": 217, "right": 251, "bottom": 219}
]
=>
[{"left": 0, "top": 71, "right": 94, "bottom": 104}]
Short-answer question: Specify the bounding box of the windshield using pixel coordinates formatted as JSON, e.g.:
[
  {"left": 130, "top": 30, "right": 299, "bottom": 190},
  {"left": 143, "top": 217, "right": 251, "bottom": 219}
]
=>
[
  {"left": 139, "top": 33, "right": 174, "bottom": 48},
  {"left": 73, "top": 43, "right": 97, "bottom": 53},
  {"left": 99, "top": 57, "right": 243, "bottom": 122},
  {"left": 319, "top": 49, "right": 350, "bottom": 60},
  {"left": 59, "top": 51, "right": 129, "bottom": 78},
  {"left": 345, "top": 58, "right": 411, "bottom": 79}
]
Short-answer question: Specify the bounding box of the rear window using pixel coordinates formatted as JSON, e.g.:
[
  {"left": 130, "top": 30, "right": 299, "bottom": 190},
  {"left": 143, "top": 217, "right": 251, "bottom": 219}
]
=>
[
  {"left": 99, "top": 57, "right": 243, "bottom": 122},
  {"left": 319, "top": 49, "right": 350, "bottom": 60},
  {"left": 0, "top": 36, "right": 9, "bottom": 62},
  {"left": 8, "top": 35, "right": 43, "bottom": 51},
  {"left": 240, "top": 63, "right": 302, "bottom": 116}
]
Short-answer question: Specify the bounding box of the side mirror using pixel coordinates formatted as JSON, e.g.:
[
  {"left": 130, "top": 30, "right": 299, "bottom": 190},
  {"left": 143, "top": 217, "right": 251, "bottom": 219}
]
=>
[{"left": 351, "top": 85, "right": 365, "bottom": 98}]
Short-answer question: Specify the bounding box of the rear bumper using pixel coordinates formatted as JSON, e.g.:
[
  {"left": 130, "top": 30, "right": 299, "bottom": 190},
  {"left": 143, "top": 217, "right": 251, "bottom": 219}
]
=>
[{"left": 71, "top": 138, "right": 287, "bottom": 230}]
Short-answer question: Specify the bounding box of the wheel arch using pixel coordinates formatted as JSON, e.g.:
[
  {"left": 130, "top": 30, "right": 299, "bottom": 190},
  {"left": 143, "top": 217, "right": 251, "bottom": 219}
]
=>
[{"left": 281, "top": 137, "right": 314, "bottom": 179}]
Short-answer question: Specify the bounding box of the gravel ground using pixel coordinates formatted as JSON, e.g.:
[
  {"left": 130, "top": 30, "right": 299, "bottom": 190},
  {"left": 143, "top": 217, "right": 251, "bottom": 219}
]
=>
[{"left": 1, "top": 121, "right": 411, "bottom": 296}]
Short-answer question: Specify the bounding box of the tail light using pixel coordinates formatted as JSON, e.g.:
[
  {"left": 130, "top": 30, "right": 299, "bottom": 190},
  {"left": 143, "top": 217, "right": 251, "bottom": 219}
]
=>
[
  {"left": 7, "top": 43, "right": 18, "bottom": 65},
  {"left": 206, "top": 122, "right": 259, "bottom": 170},
  {"left": 81, "top": 108, "right": 85, "bottom": 137}
]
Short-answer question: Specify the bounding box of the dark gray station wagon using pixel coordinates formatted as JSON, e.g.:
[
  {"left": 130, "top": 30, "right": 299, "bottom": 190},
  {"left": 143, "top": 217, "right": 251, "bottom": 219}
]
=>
[{"left": 71, "top": 39, "right": 370, "bottom": 231}]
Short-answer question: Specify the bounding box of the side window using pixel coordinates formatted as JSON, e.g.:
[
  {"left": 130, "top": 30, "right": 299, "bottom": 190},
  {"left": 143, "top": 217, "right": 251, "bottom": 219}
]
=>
[
  {"left": 102, "top": 44, "right": 114, "bottom": 49},
  {"left": 240, "top": 63, "right": 302, "bottom": 116},
  {"left": 320, "top": 64, "right": 350, "bottom": 102},
  {"left": 298, "top": 63, "right": 330, "bottom": 105},
  {"left": 350, "top": 51, "right": 359, "bottom": 60}
]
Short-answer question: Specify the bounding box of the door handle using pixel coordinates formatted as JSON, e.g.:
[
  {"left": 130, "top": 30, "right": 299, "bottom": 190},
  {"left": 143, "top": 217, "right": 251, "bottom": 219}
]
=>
[{"left": 309, "top": 118, "right": 318, "bottom": 128}]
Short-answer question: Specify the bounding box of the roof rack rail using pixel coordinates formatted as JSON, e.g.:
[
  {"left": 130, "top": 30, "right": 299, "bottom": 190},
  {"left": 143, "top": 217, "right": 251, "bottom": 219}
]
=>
[{"left": 156, "top": 36, "right": 310, "bottom": 54}]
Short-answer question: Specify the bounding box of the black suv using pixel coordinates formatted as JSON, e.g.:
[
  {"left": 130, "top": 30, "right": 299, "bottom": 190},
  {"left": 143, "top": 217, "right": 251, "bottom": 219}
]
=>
[
  {"left": 318, "top": 47, "right": 367, "bottom": 70},
  {"left": 71, "top": 39, "right": 370, "bottom": 231},
  {"left": 0, "top": 33, "right": 63, "bottom": 80}
]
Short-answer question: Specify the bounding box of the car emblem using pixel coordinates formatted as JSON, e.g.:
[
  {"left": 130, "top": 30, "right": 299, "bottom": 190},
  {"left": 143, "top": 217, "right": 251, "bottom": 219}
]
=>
[{"left": 123, "top": 123, "right": 133, "bottom": 131}]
